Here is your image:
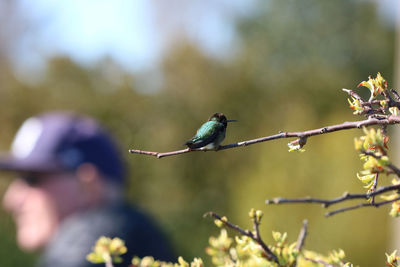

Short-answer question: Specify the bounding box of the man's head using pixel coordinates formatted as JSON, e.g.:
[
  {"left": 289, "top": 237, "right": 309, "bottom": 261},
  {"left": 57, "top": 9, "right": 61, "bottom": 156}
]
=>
[{"left": 0, "top": 112, "right": 125, "bottom": 251}]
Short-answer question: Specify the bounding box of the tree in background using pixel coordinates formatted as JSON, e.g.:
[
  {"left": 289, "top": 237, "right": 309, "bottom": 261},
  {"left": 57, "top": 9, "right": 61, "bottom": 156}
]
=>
[{"left": 0, "top": 1, "right": 396, "bottom": 266}]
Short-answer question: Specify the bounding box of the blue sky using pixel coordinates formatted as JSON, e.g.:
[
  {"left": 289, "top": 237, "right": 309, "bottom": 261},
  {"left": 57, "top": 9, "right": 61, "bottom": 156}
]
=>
[
  {"left": 9, "top": 0, "right": 399, "bottom": 78},
  {"left": 12, "top": 0, "right": 255, "bottom": 76},
  {"left": 21, "top": 0, "right": 159, "bottom": 69}
]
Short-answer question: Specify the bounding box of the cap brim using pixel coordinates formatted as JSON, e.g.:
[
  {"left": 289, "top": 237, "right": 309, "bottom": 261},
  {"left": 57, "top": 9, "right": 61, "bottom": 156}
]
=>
[{"left": 0, "top": 153, "right": 63, "bottom": 173}]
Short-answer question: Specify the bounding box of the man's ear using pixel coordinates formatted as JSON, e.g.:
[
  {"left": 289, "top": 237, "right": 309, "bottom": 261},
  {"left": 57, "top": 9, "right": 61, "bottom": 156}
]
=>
[
  {"left": 75, "top": 163, "right": 102, "bottom": 187},
  {"left": 75, "top": 163, "right": 107, "bottom": 205}
]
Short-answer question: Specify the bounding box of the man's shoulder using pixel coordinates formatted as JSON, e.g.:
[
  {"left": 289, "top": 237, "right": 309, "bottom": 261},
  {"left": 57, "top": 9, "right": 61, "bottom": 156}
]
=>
[
  {"left": 56, "top": 202, "right": 167, "bottom": 247},
  {"left": 39, "top": 202, "right": 174, "bottom": 267}
]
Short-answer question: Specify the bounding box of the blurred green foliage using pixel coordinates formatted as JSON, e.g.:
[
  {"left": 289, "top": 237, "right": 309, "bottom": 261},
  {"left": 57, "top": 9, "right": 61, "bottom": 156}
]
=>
[{"left": 0, "top": 0, "right": 396, "bottom": 266}]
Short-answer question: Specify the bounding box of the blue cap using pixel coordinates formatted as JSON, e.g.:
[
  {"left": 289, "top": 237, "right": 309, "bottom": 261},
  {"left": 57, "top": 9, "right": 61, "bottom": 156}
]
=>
[{"left": 0, "top": 112, "right": 125, "bottom": 184}]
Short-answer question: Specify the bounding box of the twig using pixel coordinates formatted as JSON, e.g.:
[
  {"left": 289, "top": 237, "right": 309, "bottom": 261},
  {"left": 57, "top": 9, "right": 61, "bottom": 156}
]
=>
[
  {"left": 295, "top": 220, "right": 308, "bottom": 251},
  {"left": 266, "top": 183, "right": 400, "bottom": 216},
  {"left": 203, "top": 212, "right": 251, "bottom": 237},
  {"left": 361, "top": 150, "right": 400, "bottom": 177},
  {"left": 303, "top": 257, "right": 336, "bottom": 267},
  {"left": 388, "top": 163, "right": 400, "bottom": 177},
  {"left": 370, "top": 173, "right": 379, "bottom": 204},
  {"left": 342, "top": 88, "right": 385, "bottom": 114},
  {"left": 266, "top": 183, "right": 400, "bottom": 206},
  {"left": 382, "top": 88, "right": 400, "bottom": 110},
  {"left": 250, "top": 212, "right": 275, "bottom": 263},
  {"left": 129, "top": 116, "right": 400, "bottom": 158},
  {"left": 290, "top": 220, "right": 308, "bottom": 267},
  {"left": 391, "top": 89, "right": 400, "bottom": 102},
  {"left": 325, "top": 196, "right": 400, "bottom": 217},
  {"left": 204, "top": 211, "right": 280, "bottom": 265},
  {"left": 128, "top": 147, "right": 192, "bottom": 158},
  {"left": 342, "top": 88, "right": 363, "bottom": 102}
]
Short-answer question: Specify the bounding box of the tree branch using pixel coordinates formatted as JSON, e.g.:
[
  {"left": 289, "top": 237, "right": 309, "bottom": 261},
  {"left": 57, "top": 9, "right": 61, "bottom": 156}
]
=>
[
  {"left": 129, "top": 116, "right": 400, "bottom": 158},
  {"left": 266, "top": 183, "right": 400, "bottom": 216},
  {"left": 325, "top": 196, "right": 400, "bottom": 217},
  {"left": 391, "top": 89, "right": 400, "bottom": 102},
  {"left": 290, "top": 220, "right": 308, "bottom": 267},
  {"left": 295, "top": 220, "right": 308, "bottom": 252},
  {"left": 203, "top": 211, "right": 280, "bottom": 265},
  {"left": 303, "top": 257, "right": 336, "bottom": 267},
  {"left": 361, "top": 150, "right": 400, "bottom": 177}
]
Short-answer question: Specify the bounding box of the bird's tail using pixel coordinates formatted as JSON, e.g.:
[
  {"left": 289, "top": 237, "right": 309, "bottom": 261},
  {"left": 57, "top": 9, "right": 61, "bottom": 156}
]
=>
[
  {"left": 185, "top": 139, "right": 203, "bottom": 149},
  {"left": 185, "top": 140, "right": 194, "bottom": 148}
]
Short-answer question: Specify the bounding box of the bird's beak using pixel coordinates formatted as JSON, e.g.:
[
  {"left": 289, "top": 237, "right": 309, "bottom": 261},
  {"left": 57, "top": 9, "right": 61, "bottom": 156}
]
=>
[{"left": 227, "top": 120, "right": 237, "bottom": 123}]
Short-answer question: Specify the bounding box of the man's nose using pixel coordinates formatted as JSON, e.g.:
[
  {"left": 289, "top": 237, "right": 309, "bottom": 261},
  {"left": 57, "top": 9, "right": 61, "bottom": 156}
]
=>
[{"left": 2, "top": 179, "right": 30, "bottom": 212}]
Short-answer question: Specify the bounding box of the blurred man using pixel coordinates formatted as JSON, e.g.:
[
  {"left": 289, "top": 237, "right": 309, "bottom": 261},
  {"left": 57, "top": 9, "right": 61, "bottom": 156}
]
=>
[{"left": 0, "top": 111, "right": 174, "bottom": 267}]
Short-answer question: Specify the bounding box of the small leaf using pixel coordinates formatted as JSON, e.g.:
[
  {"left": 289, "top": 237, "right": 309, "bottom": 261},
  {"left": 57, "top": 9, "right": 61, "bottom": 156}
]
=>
[{"left": 386, "top": 250, "right": 399, "bottom": 267}]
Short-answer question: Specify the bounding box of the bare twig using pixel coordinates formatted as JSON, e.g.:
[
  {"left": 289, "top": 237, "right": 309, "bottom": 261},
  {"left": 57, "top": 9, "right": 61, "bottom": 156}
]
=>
[
  {"left": 128, "top": 147, "right": 193, "bottom": 158},
  {"left": 204, "top": 211, "right": 280, "bottom": 265},
  {"left": 129, "top": 116, "right": 400, "bottom": 158},
  {"left": 250, "top": 212, "right": 275, "bottom": 263},
  {"left": 290, "top": 220, "right": 309, "bottom": 267},
  {"left": 325, "top": 196, "right": 400, "bottom": 217},
  {"left": 342, "top": 88, "right": 363, "bottom": 102},
  {"left": 266, "top": 183, "right": 400, "bottom": 206},
  {"left": 303, "top": 257, "right": 336, "bottom": 267},
  {"left": 387, "top": 163, "right": 400, "bottom": 177},
  {"left": 295, "top": 220, "right": 308, "bottom": 251},
  {"left": 391, "top": 89, "right": 400, "bottom": 102},
  {"left": 266, "top": 183, "right": 400, "bottom": 217},
  {"left": 203, "top": 212, "right": 251, "bottom": 237}
]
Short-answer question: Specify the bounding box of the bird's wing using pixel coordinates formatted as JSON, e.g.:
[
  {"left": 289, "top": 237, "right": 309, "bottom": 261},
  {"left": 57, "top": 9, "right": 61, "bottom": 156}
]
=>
[{"left": 185, "top": 121, "right": 223, "bottom": 149}]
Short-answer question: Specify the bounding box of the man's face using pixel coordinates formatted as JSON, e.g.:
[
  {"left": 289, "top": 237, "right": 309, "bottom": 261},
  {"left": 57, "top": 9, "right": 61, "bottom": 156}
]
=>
[{"left": 2, "top": 172, "right": 82, "bottom": 251}]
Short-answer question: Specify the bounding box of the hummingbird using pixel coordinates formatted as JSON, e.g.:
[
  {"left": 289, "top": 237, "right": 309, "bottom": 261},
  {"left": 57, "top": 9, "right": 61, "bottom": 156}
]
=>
[{"left": 185, "top": 113, "right": 236, "bottom": 150}]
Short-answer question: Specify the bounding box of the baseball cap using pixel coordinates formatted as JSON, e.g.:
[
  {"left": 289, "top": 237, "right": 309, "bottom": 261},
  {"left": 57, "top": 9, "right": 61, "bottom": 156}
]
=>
[{"left": 0, "top": 112, "right": 125, "bottom": 184}]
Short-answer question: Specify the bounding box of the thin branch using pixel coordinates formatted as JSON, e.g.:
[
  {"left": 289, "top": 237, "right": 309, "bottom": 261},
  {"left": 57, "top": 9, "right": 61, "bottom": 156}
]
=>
[
  {"left": 383, "top": 89, "right": 400, "bottom": 110},
  {"left": 250, "top": 213, "right": 275, "bottom": 264},
  {"left": 391, "top": 89, "right": 400, "bottom": 102},
  {"left": 203, "top": 211, "right": 280, "bottom": 265},
  {"left": 361, "top": 150, "right": 400, "bottom": 177},
  {"left": 325, "top": 196, "right": 400, "bottom": 217},
  {"left": 303, "top": 257, "right": 336, "bottom": 267},
  {"left": 388, "top": 163, "right": 400, "bottom": 177},
  {"left": 370, "top": 173, "right": 379, "bottom": 204},
  {"left": 129, "top": 116, "right": 400, "bottom": 158},
  {"left": 203, "top": 211, "right": 251, "bottom": 237},
  {"left": 266, "top": 183, "right": 400, "bottom": 207},
  {"left": 342, "top": 88, "right": 385, "bottom": 114},
  {"left": 266, "top": 183, "right": 400, "bottom": 217},
  {"left": 290, "top": 220, "right": 309, "bottom": 267},
  {"left": 295, "top": 220, "right": 308, "bottom": 251},
  {"left": 128, "top": 147, "right": 192, "bottom": 158},
  {"left": 342, "top": 88, "right": 363, "bottom": 102}
]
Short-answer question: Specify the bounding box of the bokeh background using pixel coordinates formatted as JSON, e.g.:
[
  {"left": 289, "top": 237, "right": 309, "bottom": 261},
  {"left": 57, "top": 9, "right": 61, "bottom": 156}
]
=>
[{"left": 0, "top": 0, "right": 398, "bottom": 266}]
